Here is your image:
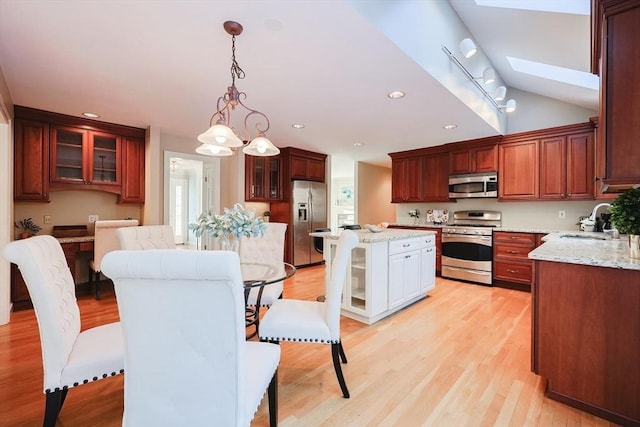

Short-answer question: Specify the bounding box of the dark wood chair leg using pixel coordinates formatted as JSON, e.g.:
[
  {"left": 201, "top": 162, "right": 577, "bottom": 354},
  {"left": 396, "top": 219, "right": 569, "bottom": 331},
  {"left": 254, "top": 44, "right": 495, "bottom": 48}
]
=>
[
  {"left": 268, "top": 369, "right": 278, "bottom": 427},
  {"left": 338, "top": 341, "right": 348, "bottom": 364},
  {"left": 43, "top": 389, "right": 67, "bottom": 427},
  {"left": 331, "top": 343, "right": 350, "bottom": 398},
  {"left": 94, "top": 270, "right": 101, "bottom": 300}
]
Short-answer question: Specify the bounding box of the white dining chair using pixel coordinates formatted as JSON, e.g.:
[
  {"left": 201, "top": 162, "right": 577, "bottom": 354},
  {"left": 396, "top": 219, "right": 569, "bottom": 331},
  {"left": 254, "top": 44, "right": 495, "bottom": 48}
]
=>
[
  {"left": 239, "top": 222, "right": 287, "bottom": 335},
  {"left": 89, "top": 219, "right": 139, "bottom": 299},
  {"left": 259, "top": 230, "right": 359, "bottom": 398},
  {"left": 101, "top": 249, "right": 280, "bottom": 427},
  {"left": 116, "top": 224, "right": 176, "bottom": 250},
  {"left": 2, "top": 235, "right": 124, "bottom": 427}
]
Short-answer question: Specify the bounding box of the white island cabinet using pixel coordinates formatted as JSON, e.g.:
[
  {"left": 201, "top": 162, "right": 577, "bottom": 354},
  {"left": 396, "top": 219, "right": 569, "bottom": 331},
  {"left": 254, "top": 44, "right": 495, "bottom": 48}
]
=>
[{"left": 314, "top": 229, "right": 436, "bottom": 325}]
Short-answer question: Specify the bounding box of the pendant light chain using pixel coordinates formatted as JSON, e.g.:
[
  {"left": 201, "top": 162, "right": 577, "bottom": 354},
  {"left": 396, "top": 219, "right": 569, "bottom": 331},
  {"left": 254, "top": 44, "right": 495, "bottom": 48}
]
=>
[{"left": 230, "top": 35, "right": 245, "bottom": 86}]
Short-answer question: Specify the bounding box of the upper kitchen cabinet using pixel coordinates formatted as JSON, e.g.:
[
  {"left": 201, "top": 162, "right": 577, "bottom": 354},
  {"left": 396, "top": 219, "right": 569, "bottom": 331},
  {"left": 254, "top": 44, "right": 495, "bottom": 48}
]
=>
[
  {"left": 592, "top": 0, "right": 640, "bottom": 193},
  {"left": 282, "top": 147, "right": 326, "bottom": 182},
  {"left": 500, "top": 122, "right": 595, "bottom": 201},
  {"left": 244, "top": 155, "right": 283, "bottom": 202},
  {"left": 14, "top": 106, "right": 146, "bottom": 203},
  {"left": 539, "top": 125, "right": 595, "bottom": 200},
  {"left": 499, "top": 139, "right": 539, "bottom": 200},
  {"left": 390, "top": 155, "right": 423, "bottom": 203},
  {"left": 14, "top": 118, "right": 50, "bottom": 201},
  {"left": 422, "top": 150, "right": 451, "bottom": 202},
  {"left": 119, "top": 137, "right": 146, "bottom": 204},
  {"left": 50, "top": 125, "right": 121, "bottom": 189},
  {"left": 449, "top": 138, "right": 499, "bottom": 175}
]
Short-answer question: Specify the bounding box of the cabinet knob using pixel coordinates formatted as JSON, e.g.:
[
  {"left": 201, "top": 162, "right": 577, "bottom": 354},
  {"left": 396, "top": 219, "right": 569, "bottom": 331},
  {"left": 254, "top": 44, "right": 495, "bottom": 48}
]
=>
[
  {"left": 507, "top": 269, "right": 520, "bottom": 274},
  {"left": 506, "top": 250, "right": 520, "bottom": 254}
]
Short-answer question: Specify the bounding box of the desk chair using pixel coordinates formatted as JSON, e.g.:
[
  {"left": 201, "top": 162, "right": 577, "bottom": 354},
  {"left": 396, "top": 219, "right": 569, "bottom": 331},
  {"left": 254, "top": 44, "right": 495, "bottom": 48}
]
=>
[
  {"left": 259, "top": 230, "right": 359, "bottom": 398},
  {"left": 102, "top": 249, "right": 280, "bottom": 427},
  {"left": 2, "top": 236, "right": 124, "bottom": 427},
  {"left": 116, "top": 224, "right": 176, "bottom": 250},
  {"left": 239, "top": 222, "right": 287, "bottom": 336},
  {"left": 89, "top": 219, "right": 138, "bottom": 299}
]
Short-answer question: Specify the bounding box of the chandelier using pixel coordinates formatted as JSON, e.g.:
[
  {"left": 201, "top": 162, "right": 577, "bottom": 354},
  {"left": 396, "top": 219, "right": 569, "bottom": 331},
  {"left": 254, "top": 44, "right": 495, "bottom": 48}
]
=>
[{"left": 196, "top": 21, "right": 280, "bottom": 157}]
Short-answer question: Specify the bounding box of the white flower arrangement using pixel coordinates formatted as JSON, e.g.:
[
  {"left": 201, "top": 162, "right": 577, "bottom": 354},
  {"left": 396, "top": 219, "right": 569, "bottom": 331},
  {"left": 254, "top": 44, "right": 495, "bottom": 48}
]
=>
[{"left": 189, "top": 203, "right": 266, "bottom": 240}]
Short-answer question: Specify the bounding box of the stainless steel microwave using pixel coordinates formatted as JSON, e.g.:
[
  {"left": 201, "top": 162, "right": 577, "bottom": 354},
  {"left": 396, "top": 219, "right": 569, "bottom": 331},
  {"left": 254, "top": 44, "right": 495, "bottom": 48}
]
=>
[{"left": 448, "top": 172, "right": 498, "bottom": 198}]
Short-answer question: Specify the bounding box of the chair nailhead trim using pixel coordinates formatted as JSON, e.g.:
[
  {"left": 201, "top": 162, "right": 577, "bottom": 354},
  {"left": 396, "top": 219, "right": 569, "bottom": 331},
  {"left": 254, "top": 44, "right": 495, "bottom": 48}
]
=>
[
  {"left": 44, "top": 370, "right": 125, "bottom": 394},
  {"left": 260, "top": 336, "right": 340, "bottom": 344}
]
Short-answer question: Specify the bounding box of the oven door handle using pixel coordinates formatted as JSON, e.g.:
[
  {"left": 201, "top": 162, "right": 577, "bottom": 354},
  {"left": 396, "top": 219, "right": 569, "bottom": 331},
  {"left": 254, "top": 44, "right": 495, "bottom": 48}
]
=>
[{"left": 442, "top": 234, "right": 492, "bottom": 245}]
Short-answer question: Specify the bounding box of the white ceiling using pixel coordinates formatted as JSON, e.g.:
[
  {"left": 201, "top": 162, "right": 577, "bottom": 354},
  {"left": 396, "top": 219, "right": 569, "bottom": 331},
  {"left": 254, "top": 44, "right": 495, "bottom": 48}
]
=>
[{"left": 0, "top": 0, "right": 596, "bottom": 168}]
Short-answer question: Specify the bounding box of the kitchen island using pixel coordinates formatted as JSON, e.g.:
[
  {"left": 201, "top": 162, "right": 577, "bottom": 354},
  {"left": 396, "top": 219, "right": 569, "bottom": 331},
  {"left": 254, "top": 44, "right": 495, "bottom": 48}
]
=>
[
  {"left": 528, "top": 234, "right": 639, "bottom": 426},
  {"left": 311, "top": 229, "right": 436, "bottom": 324}
]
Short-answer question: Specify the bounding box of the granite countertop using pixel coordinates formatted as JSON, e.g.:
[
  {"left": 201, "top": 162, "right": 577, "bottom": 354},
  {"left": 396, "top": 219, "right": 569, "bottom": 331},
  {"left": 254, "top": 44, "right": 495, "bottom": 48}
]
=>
[
  {"left": 55, "top": 235, "right": 95, "bottom": 244},
  {"left": 528, "top": 232, "right": 640, "bottom": 271},
  {"left": 390, "top": 222, "right": 584, "bottom": 234},
  {"left": 310, "top": 228, "right": 435, "bottom": 243}
]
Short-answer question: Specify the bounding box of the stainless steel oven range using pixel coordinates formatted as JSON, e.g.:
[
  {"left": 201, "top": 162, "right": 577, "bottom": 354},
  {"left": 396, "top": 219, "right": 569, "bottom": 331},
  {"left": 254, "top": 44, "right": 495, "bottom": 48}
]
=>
[{"left": 441, "top": 210, "right": 502, "bottom": 285}]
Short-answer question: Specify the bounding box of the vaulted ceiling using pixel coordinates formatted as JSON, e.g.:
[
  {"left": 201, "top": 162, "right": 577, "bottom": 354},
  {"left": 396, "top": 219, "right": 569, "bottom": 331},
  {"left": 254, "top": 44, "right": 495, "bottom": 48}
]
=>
[{"left": 0, "top": 1, "right": 596, "bottom": 167}]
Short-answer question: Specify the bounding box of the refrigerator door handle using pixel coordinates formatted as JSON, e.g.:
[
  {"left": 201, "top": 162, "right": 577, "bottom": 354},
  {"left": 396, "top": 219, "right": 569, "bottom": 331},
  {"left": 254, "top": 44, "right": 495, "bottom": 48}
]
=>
[{"left": 308, "top": 190, "right": 313, "bottom": 232}]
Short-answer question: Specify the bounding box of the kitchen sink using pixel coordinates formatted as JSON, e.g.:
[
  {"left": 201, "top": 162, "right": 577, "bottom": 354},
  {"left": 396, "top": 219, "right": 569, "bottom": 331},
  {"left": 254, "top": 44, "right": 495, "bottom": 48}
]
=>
[{"left": 558, "top": 233, "right": 609, "bottom": 240}]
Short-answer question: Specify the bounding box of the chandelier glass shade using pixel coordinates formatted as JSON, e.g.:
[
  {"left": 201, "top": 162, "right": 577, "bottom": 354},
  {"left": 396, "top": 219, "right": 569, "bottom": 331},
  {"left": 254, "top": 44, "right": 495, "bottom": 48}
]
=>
[{"left": 197, "top": 21, "right": 280, "bottom": 157}]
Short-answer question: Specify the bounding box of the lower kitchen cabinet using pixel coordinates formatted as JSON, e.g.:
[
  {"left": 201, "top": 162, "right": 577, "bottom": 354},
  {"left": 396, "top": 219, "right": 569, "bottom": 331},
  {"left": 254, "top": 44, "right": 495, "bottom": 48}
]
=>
[
  {"left": 324, "top": 232, "right": 436, "bottom": 324},
  {"left": 493, "top": 231, "right": 541, "bottom": 291},
  {"left": 388, "top": 226, "right": 442, "bottom": 274}
]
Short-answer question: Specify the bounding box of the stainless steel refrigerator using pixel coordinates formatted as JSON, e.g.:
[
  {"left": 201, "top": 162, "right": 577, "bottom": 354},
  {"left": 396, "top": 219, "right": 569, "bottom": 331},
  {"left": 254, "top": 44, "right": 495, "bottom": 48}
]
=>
[{"left": 292, "top": 180, "right": 327, "bottom": 266}]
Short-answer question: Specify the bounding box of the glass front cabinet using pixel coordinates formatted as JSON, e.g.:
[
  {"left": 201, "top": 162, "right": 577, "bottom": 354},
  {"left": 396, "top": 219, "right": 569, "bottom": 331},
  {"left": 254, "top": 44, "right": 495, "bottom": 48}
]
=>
[{"left": 50, "top": 125, "right": 121, "bottom": 188}]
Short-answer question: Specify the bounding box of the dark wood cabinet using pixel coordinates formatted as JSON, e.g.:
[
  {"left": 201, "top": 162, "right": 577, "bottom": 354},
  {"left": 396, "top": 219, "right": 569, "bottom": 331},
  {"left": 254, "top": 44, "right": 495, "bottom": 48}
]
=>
[
  {"left": 493, "top": 231, "right": 539, "bottom": 291},
  {"left": 390, "top": 156, "right": 423, "bottom": 203},
  {"left": 593, "top": 0, "right": 640, "bottom": 193},
  {"left": 245, "top": 155, "right": 283, "bottom": 202},
  {"left": 422, "top": 152, "right": 451, "bottom": 202},
  {"left": 539, "top": 131, "right": 594, "bottom": 200},
  {"left": 14, "top": 106, "right": 145, "bottom": 203},
  {"left": 14, "top": 118, "right": 50, "bottom": 201},
  {"left": 533, "top": 260, "right": 640, "bottom": 425},
  {"left": 449, "top": 143, "right": 498, "bottom": 175},
  {"left": 119, "top": 137, "right": 145, "bottom": 203},
  {"left": 499, "top": 140, "right": 539, "bottom": 200},
  {"left": 50, "top": 125, "right": 122, "bottom": 189}
]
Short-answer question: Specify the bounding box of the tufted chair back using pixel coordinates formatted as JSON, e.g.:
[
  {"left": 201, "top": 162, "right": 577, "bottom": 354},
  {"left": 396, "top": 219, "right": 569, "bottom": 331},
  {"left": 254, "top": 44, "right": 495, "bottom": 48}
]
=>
[
  {"left": 101, "top": 249, "right": 280, "bottom": 427},
  {"left": 239, "top": 222, "right": 287, "bottom": 307},
  {"left": 2, "top": 235, "right": 124, "bottom": 426},
  {"left": 116, "top": 224, "right": 176, "bottom": 250}
]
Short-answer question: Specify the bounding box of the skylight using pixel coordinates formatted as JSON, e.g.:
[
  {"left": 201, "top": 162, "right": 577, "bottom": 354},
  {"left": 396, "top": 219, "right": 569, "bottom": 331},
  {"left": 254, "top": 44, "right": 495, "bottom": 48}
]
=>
[
  {"left": 474, "top": 0, "right": 589, "bottom": 16},
  {"left": 506, "top": 56, "right": 599, "bottom": 90}
]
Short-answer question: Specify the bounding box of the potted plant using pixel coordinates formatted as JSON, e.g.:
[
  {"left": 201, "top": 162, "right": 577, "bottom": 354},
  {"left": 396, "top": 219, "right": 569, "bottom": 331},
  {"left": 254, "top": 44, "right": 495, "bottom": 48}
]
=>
[
  {"left": 14, "top": 217, "right": 43, "bottom": 239},
  {"left": 263, "top": 211, "right": 271, "bottom": 223},
  {"left": 609, "top": 187, "right": 640, "bottom": 259}
]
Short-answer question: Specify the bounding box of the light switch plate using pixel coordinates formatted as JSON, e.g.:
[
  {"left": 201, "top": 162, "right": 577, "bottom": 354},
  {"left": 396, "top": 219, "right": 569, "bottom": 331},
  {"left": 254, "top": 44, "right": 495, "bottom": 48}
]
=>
[
  {"left": 88, "top": 215, "right": 99, "bottom": 223},
  {"left": 558, "top": 210, "right": 566, "bottom": 219},
  {"left": 44, "top": 215, "right": 52, "bottom": 224}
]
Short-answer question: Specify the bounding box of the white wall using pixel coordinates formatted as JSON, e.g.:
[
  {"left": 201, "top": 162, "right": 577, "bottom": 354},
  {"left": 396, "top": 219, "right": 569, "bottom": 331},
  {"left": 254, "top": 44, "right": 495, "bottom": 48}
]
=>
[{"left": 357, "top": 162, "right": 395, "bottom": 226}]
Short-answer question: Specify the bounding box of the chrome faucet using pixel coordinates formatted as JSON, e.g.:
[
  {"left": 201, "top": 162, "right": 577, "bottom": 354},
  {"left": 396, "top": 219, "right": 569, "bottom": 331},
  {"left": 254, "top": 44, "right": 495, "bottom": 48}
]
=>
[
  {"left": 579, "top": 203, "right": 617, "bottom": 235},
  {"left": 588, "top": 203, "right": 611, "bottom": 223}
]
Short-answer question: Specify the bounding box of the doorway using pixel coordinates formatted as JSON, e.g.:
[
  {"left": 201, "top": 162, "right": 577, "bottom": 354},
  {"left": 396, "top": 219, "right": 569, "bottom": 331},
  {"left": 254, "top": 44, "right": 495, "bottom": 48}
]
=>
[{"left": 163, "top": 151, "right": 220, "bottom": 249}]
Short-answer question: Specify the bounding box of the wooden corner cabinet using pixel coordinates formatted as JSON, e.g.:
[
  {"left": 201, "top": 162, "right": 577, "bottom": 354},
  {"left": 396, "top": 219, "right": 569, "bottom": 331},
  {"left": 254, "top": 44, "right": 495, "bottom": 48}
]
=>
[
  {"left": 389, "top": 146, "right": 452, "bottom": 203},
  {"left": 592, "top": 0, "right": 640, "bottom": 194},
  {"left": 14, "top": 106, "right": 146, "bottom": 203}
]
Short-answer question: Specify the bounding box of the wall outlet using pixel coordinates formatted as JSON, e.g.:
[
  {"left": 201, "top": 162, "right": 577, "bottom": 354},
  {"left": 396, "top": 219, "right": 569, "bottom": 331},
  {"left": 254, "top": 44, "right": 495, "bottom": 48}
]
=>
[
  {"left": 558, "top": 210, "right": 566, "bottom": 219},
  {"left": 88, "top": 214, "right": 99, "bottom": 223},
  {"left": 44, "top": 215, "right": 52, "bottom": 224}
]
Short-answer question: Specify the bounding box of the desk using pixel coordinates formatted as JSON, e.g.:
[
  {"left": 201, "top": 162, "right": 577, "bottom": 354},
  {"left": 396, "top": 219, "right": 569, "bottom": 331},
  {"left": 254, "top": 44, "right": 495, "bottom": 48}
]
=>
[{"left": 242, "top": 262, "right": 296, "bottom": 339}]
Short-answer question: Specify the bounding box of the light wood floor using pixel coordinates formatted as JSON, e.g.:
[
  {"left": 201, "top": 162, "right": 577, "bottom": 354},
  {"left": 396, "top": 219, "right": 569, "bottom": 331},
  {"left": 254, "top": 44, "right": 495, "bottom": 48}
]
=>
[{"left": 0, "top": 266, "right": 616, "bottom": 427}]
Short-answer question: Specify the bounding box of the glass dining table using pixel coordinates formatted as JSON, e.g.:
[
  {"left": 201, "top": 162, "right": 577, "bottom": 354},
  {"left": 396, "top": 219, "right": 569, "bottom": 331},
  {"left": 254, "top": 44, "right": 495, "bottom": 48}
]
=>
[{"left": 241, "top": 261, "right": 296, "bottom": 339}]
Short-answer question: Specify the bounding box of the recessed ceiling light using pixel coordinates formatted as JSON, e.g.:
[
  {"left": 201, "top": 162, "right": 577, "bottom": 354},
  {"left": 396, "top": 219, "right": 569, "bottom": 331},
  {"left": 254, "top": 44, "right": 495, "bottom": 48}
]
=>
[
  {"left": 83, "top": 112, "right": 100, "bottom": 118},
  {"left": 291, "top": 123, "right": 305, "bottom": 129},
  {"left": 443, "top": 124, "right": 458, "bottom": 130},
  {"left": 387, "top": 91, "right": 405, "bottom": 99},
  {"left": 353, "top": 142, "right": 365, "bottom": 147}
]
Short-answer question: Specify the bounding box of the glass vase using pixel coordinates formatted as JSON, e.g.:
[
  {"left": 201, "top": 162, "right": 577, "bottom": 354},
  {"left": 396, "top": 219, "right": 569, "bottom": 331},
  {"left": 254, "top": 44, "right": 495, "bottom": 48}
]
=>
[{"left": 218, "top": 236, "right": 239, "bottom": 253}]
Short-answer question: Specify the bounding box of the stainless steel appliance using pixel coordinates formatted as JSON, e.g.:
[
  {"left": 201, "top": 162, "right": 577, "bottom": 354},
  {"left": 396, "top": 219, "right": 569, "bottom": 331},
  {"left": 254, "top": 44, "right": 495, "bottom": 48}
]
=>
[
  {"left": 292, "top": 180, "right": 327, "bottom": 266},
  {"left": 441, "top": 210, "right": 502, "bottom": 285},
  {"left": 448, "top": 172, "right": 498, "bottom": 199}
]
